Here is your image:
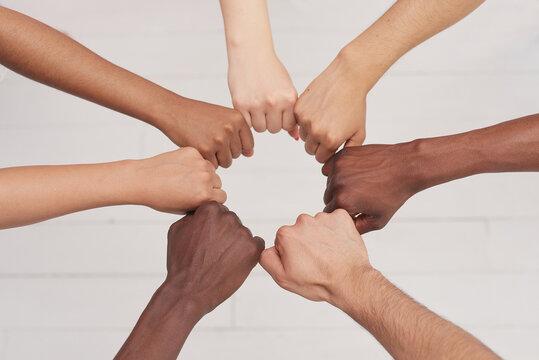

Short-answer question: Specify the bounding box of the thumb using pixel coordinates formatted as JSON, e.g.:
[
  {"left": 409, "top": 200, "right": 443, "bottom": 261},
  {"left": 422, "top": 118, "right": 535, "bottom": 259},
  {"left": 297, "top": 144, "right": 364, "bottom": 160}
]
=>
[
  {"left": 344, "top": 131, "right": 365, "bottom": 148},
  {"left": 259, "top": 246, "right": 286, "bottom": 281},
  {"left": 253, "top": 236, "right": 266, "bottom": 254},
  {"left": 354, "top": 214, "right": 381, "bottom": 234}
]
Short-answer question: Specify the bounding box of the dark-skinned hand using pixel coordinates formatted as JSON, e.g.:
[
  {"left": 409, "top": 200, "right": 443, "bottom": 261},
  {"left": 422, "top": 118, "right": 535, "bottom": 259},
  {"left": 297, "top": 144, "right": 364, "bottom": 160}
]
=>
[
  {"left": 166, "top": 201, "right": 265, "bottom": 315},
  {"left": 323, "top": 113, "right": 539, "bottom": 234},
  {"left": 115, "top": 201, "right": 264, "bottom": 360},
  {"left": 322, "top": 143, "right": 421, "bottom": 234}
]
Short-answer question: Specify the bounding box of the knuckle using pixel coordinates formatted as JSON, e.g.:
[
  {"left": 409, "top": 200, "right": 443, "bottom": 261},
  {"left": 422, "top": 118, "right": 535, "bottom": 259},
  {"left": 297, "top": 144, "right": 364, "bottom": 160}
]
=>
[
  {"left": 265, "top": 97, "right": 277, "bottom": 108},
  {"left": 182, "top": 146, "right": 199, "bottom": 157},
  {"left": 296, "top": 213, "right": 312, "bottom": 224},
  {"left": 224, "top": 211, "right": 240, "bottom": 224},
  {"left": 223, "top": 123, "right": 235, "bottom": 134},
  {"left": 276, "top": 226, "right": 291, "bottom": 241},
  {"left": 284, "top": 91, "right": 297, "bottom": 105},
  {"left": 213, "top": 135, "right": 225, "bottom": 146},
  {"left": 333, "top": 208, "right": 350, "bottom": 219}
]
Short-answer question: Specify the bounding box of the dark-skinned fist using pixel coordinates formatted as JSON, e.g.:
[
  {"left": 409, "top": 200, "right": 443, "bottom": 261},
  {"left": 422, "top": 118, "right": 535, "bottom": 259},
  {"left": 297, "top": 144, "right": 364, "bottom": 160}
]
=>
[
  {"left": 322, "top": 143, "right": 423, "bottom": 234},
  {"left": 165, "top": 201, "right": 265, "bottom": 316}
]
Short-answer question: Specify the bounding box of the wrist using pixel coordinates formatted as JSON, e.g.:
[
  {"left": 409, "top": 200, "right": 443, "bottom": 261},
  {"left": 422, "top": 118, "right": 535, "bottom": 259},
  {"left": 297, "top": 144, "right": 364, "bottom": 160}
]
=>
[
  {"left": 403, "top": 134, "right": 487, "bottom": 192},
  {"left": 145, "top": 91, "right": 189, "bottom": 145},
  {"left": 336, "top": 42, "right": 388, "bottom": 93},
  {"left": 327, "top": 265, "right": 380, "bottom": 313},
  {"left": 99, "top": 159, "right": 141, "bottom": 206},
  {"left": 158, "top": 281, "right": 206, "bottom": 323},
  {"left": 227, "top": 40, "right": 276, "bottom": 63},
  {"left": 118, "top": 158, "right": 153, "bottom": 207}
]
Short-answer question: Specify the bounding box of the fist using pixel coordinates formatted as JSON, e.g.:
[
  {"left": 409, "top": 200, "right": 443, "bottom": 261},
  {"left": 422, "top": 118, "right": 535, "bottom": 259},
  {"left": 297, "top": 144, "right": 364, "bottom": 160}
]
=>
[
  {"left": 161, "top": 98, "right": 254, "bottom": 168},
  {"left": 165, "top": 202, "right": 265, "bottom": 315},
  {"left": 131, "top": 148, "right": 227, "bottom": 214},
  {"left": 228, "top": 51, "right": 297, "bottom": 136},
  {"left": 259, "top": 210, "right": 371, "bottom": 304},
  {"left": 323, "top": 143, "right": 422, "bottom": 233},
  {"left": 294, "top": 54, "right": 367, "bottom": 163}
]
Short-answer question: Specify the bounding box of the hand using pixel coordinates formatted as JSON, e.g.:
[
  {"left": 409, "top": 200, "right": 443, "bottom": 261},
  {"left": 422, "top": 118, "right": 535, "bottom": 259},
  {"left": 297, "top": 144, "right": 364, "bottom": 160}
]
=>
[
  {"left": 158, "top": 97, "right": 254, "bottom": 168},
  {"left": 322, "top": 143, "right": 422, "bottom": 233},
  {"left": 228, "top": 49, "right": 298, "bottom": 137},
  {"left": 165, "top": 202, "right": 265, "bottom": 315},
  {"left": 259, "top": 209, "right": 372, "bottom": 304},
  {"left": 130, "top": 148, "right": 227, "bottom": 214},
  {"left": 294, "top": 52, "right": 368, "bottom": 163}
]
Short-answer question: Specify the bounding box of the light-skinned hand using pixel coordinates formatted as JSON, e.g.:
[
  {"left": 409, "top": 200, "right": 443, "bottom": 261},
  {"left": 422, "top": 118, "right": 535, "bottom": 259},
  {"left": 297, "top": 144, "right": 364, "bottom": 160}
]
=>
[
  {"left": 259, "top": 209, "right": 372, "bottom": 304},
  {"left": 294, "top": 52, "right": 367, "bottom": 163},
  {"left": 228, "top": 49, "right": 298, "bottom": 138},
  {"left": 129, "top": 148, "right": 227, "bottom": 214}
]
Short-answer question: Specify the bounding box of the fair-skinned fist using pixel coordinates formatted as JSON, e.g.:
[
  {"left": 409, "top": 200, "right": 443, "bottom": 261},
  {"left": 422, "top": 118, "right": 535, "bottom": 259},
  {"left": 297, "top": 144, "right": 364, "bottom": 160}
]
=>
[
  {"left": 129, "top": 148, "right": 226, "bottom": 214},
  {"left": 259, "top": 210, "right": 372, "bottom": 304},
  {"left": 294, "top": 53, "right": 367, "bottom": 163},
  {"left": 228, "top": 48, "right": 298, "bottom": 137}
]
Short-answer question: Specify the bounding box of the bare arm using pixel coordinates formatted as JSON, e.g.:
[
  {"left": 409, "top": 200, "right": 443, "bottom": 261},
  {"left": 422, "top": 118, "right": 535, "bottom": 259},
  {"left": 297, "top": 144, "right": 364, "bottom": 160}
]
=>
[
  {"left": 260, "top": 210, "right": 500, "bottom": 360},
  {"left": 323, "top": 113, "right": 539, "bottom": 233},
  {"left": 0, "top": 6, "right": 253, "bottom": 168},
  {"left": 0, "top": 148, "right": 225, "bottom": 230},
  {"left": 337, "top": 270, "right": 499, "bottom": 360},
  {"left": 115, "top": 202, "right": 264, "bottom": 359},
  {"left": 294, "top": 0, "right": 485, "bottom": 163},
  {"left": 342, "top": 0, "right": 486, "bottom": 90},
  {"left": 219, "top": 0, "right": 298, "bottom": 137}
]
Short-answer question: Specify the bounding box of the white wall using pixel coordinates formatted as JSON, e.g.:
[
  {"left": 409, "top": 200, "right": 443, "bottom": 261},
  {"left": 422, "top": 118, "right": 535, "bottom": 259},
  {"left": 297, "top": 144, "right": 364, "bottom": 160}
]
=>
[{"left": 0, "top": 1, "right": 538, "bottom": 359}]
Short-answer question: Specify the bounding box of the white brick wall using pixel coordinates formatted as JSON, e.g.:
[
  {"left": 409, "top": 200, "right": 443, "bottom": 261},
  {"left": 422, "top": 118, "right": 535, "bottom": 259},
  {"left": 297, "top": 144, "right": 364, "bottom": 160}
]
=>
[{"left": 0, "top": 1, "right": 538, "bottom": 359}]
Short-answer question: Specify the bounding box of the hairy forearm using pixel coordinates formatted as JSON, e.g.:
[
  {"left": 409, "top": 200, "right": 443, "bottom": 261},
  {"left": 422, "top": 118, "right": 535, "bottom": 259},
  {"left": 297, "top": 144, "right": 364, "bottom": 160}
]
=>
[
  {"left": 340, "top": 0, "right": 485, "bottom": 91},
  {"left": 0, "top": 161, "right": 136, "bottom": 229},
  {"left": 410, "top": 113, "right": 539, "bottom": 191},
  {"left": 115, "top": 282, "right": 203, "bottom": 360},
  {"left": 0, "top": 6, "right": 180, "bottom": 133},
  {"left": 219, "top": 0, "right": 274, "bottom": 53},
  {"left": 334, "top": 270, "right": 499, "bottom": 360}
]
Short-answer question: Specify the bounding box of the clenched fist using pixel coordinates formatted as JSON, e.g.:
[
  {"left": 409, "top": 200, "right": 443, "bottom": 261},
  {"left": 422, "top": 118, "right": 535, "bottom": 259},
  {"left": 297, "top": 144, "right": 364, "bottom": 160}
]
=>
[
  {"left": 294, "top": 52, "right": 368, "bottom": 163},
  {"left": 130, "top": 148, "right": 227, "bottom": 214},
  {"left": 158, "top": 97, "right": 254, "bottom": 168},
  {"left": 115, "top": 202, "right": 264, "bottom": 359},
  {"left": 322, "top": 143, "right": 422, "bottom": 233},
  {"left": 259, "top": 210, "right": 372, "bottom": 304},
  {"left": 228, "top": 50, "right": 298, "bottom": 136},
  {"left": 166, "top": 202, "right": 265, "bottom": 315}
]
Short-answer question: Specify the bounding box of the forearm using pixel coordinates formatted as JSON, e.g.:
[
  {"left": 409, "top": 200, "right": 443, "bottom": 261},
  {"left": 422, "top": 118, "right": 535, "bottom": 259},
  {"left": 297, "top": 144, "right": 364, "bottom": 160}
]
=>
[
  {"left": 333, "top": 269, "right": 499, "bottom": 360},
  {"left": 409, "top": 113, "right": 539, "bottom": 191},
  {"left": 115, "top": 282, "right": 203, "bottom": 360},
  {"left": 220, "top": 0, "right": 275, "bottom": 55},
  {"left": 339, "top": 0, "right": 485, "bottom": 91},
  {"left": 0, "top": 161, "right": 136, "bottom": 229},
  {"left": 0, "top": 6, "right": 179, "bottom": 133}
]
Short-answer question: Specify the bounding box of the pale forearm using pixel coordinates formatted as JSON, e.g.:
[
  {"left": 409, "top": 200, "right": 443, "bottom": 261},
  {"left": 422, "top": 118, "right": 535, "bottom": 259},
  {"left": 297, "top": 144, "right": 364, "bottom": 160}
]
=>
[
  {"left": 115, "top": 282, "right": 202, "bottom": 360},
  {"left": 220, "top": 0, "right": 275, "bottom": 54},
  {"left": 0, "top": 6, "right": 178, "bottom": 133},
  {"left": 0, "top": 161, "right": 135, "bottom": 229},
  {"left": 334, "top": 270, "right": 499, "bottom": 360},
  {"left": 340, "top": 0, "right": 485, "bottom": 91}
]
